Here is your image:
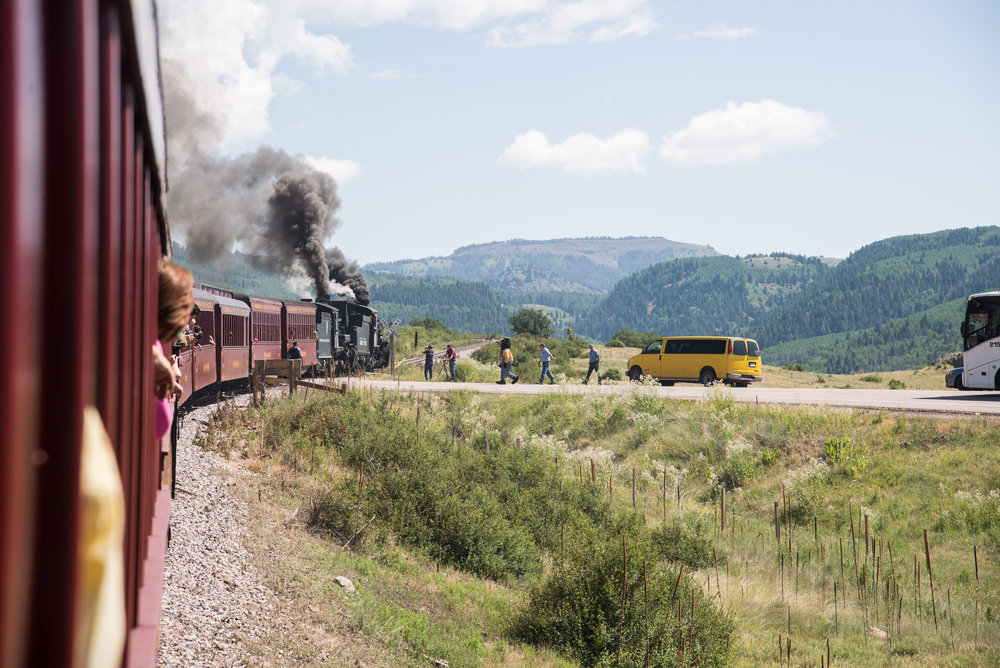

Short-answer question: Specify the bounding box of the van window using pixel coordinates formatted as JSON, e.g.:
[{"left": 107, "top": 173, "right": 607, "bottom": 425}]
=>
[
  {"left": 666, "top": 339, "right": 725, "bottom": 355},
  {"left": 698, "top": 339, "right": 725, "bottom": 354},
  {"left": 747, "top": 340, "right": 760, "bottom": 357},
  {"left": 732, "top": 339, "right": 747, "bottom": 356},
  {"left": 643, "top": 340, "right": 663, "bottom": 354}
]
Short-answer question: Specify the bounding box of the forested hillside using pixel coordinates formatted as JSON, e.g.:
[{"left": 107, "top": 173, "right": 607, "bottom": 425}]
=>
[
  {"left": 756, "top": 226, "right": 1000, "bottom": 347},
  {"left": 364, "top": 236, "right": 718, "bottom": 292},
  {"left": 584, "top": 254, "right": 826, "bottom": 341},
  {"left": 367, "top": 273, "right": 605, "bottom": 334},
  {"left": 367, "top": 274, "right": 512, "bottom": 334},
  {"left": 763, "top": 298, "right": 967, "bottom": 373}
]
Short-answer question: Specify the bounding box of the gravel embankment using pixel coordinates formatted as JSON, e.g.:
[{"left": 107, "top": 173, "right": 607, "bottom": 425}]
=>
[{"left": 157, "top": 395, "right": 296, "bottom": 667}]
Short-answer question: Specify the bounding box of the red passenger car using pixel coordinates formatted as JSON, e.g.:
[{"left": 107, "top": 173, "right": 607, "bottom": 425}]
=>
[
  {"left": 1, "top": 1, "right": 174, "bottom": 665},
  {"left": 217, "top": 295, "right": 250, "bottom": 382},
  {"left": 189, "top": 289, "right": 221, "bottom": 394},
  {"left": 241, "top": 294, "right": 282, "bottom": 366},
  {"left": 283, "top": 300, "right": 318, "bottom": 368}
]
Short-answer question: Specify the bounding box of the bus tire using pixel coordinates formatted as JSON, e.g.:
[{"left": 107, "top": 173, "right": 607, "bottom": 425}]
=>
[
  {"left": 628, "top": 366, "right": 643, "bottom": 382},
  {"left": 699, "top": 368, "right": 716, "bottom": 387},
  {"left": 995, "top": 370, "right": 1000, "bottom": 391}
]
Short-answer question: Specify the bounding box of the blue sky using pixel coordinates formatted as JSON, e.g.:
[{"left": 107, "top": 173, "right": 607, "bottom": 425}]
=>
[{"left": 160, "top": 0, "right": 1000, "bottom": 266}]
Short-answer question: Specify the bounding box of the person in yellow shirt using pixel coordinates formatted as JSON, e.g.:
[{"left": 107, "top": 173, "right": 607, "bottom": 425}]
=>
[{"left": 497, "top": 338, "right": 519, "bottom": 384}]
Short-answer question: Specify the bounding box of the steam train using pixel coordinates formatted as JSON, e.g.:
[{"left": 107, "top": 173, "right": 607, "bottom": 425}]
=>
[{"left": 176, "top": 285, "right": 393, "bottom": 404}]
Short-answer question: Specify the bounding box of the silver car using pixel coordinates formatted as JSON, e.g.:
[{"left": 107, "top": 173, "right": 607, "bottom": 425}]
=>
[{"left": 945, "top": 367, "right": 965, "bottom": 390}]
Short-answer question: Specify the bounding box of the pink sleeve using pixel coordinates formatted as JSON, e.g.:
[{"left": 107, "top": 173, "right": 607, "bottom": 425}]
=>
[{"left": 153, "top": 339, "right": 173, "bottom": 440}]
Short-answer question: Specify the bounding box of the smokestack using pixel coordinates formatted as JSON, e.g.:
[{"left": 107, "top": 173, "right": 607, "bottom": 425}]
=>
[{"left": 326, "top": 247, "right": 369, "bottom": 305}]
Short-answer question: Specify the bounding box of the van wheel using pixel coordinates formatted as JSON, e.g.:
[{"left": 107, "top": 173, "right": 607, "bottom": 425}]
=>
[
  {"left": 699, "top": 368, "right": 716, "bottom": 386},
  {"left": 628, "top": 366, "right": 643, "bottom": 382},
  {"left": 735, "top": 381, "right": 749, "bottom": 388}
]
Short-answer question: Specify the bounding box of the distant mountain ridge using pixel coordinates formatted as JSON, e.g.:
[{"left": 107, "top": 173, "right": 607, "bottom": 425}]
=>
[
  {"left": 584, "top": 226, "right": 1000, "bottom": 372},
  {"left": 364, "top": 236, "right": 719, "bottom": 292}
]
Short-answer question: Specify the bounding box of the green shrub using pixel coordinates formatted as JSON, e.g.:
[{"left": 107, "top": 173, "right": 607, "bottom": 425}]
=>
[
  {"left": 610, "top": 329, "right": 658, "bottom": 349},
  {"left": 888, "top": 379, "right": 905, "bottom": 389},
  {"left": 783, "top": 363, "right": 805, "bottom": 371},
  {"left": 761, "top": 447, "right": 780, "bottom": 467},
  {"left": 823, "top": 436, "right": 867, "bottom": 476},
  {"left": 605, "top": 339, "right": 624, "bottom": 348},
  {"left": 719, "top": 447, "right": 757, "bottom": 490},
  {"left": 954, "top": 489, "right": 1000, "bottom": 547},
  {"left": 650, "top": 525, "right": 716, "bottom": 567},
  {"left": 859, "top": 374, "right": 881, "bottom": 383},
  {"left": 602, "top": 368, "right": 622, "bottom": 381},
  {"left": 511, "top": 533, "right": 731, "bottom": 667}
]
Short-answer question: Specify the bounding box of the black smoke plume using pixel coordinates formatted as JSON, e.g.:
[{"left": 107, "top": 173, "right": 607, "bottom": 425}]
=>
[{"left": 163, "top": 59, "right": 368, "bottom": 301}]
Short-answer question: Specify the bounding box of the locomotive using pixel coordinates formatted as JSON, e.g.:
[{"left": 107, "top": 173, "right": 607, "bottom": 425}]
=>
[{"left": 176, "top": 285, "right": 393, "bottom": 404}]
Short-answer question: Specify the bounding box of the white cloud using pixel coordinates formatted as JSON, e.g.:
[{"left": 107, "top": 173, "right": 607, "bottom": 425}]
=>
[
  {"left": 485, "top": 0, "right": 657, "bottom": 47},
  {"left": 676, "top": 23, "right": 756, "bottom": 40},
  {"left": 159, "top": 0, "right": 657, "bottom": 152},
  {"left": 659, "top": 100, "right": 834, "bottom": 166},
  {"left": 160, "top": 0, "right": 352, "bottom": 149},
  {"left": 500, "top": 129, "right": 651, "bottom": 175},
  {"left": 305, "top": 156, "right": 361, "bottom": 184},
  {"left": 296, "top": 0, "right": 656, "bottom": 46}
]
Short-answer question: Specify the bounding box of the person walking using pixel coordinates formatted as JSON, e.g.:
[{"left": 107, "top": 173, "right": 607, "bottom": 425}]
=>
[
  {"left": 497, "top": 338, "right": 519, "bottom": 384},
  {"left": 445, "top": 343, "right": 458, "bottom": 381},
  {"left": 583, "top": 344, "right": 602, "bottom": 385},
  {"left": 538, "top": 342, "right": 555, "bottom": 384},
  {"left": 423, "top": 344, "right": 435, "bottom": 380}
]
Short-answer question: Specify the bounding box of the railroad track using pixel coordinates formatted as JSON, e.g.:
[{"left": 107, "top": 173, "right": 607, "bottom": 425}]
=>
[{"left": 396, "top": 339, "right": 494, "bottom": 367}]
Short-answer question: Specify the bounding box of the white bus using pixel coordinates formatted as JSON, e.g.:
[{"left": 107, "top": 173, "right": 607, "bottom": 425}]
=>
[{"left": 960, "top": 291, "right": 1000, "bottom": 390}]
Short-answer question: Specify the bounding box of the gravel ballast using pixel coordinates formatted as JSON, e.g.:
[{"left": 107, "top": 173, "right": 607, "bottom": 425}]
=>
[{"left": 157, "top": 396, "right": 296, "bottom": 667}]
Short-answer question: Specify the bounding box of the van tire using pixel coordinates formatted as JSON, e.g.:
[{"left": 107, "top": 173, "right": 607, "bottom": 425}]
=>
[
  {"left": 734, "top": 381, "right": 749, "bottom": 388},
  {"left": 699, "top": 368, "right": 715, "bottom": 386},
  {"left": 628, "top": 366, "right": 643, "bottom": 382},
  {"left": 659, "top": 380, "right": 674, "bottom": 387}
]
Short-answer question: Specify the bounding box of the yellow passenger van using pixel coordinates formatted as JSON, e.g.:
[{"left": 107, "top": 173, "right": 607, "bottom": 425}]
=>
[{"left": 626, "top": 336, "right": 762, "bottom": 387}]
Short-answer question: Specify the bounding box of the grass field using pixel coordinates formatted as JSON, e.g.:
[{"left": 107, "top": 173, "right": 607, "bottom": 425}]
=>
[{"left": 198, "top": 383, "right": 998, "bottom": 666}]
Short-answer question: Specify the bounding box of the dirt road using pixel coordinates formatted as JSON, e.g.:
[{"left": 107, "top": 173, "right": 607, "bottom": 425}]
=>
[{"left": 351, "top": 378, "right": 1000, "bottom": 418}]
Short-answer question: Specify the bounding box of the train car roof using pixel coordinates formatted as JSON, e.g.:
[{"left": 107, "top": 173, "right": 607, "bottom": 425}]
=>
[
  {"left": 192, "top": 287, "right": 220, "bottom": 304},
  {"left": 282, "top": 299, "right": 317, "bottom": 312},
  {"left": 192, "top": 288, "right": 250, "bottom": 313},
  {"left": 217, "top": 295, "right": 250, "bottom": 312}
]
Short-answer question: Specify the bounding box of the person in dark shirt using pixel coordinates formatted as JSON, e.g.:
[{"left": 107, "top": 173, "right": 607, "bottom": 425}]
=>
[
  {"left": 583, "top": 344, "right": 601, "bottom": 385},
  {"left": 424, "top": 345, "right": 435, "bottom": 380},
  {"left": 288, "top": 340, "right": 303, "bottom": 360}
]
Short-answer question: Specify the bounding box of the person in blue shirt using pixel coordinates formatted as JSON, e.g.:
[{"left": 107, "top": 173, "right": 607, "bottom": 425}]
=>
[
  {"left": 538, "top": 343, "right": 555, "bottom": 384},
  {"left": 583, "top": 344, "right": 602, "bottom": 385}
]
